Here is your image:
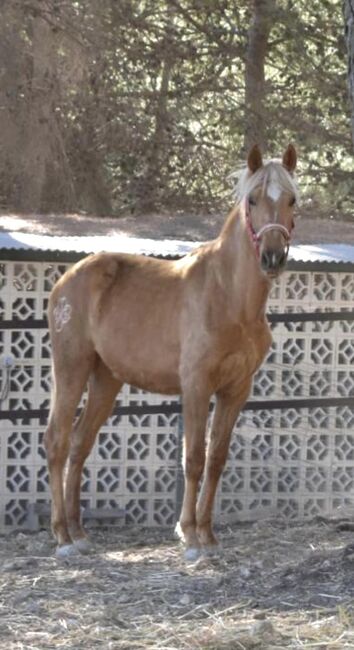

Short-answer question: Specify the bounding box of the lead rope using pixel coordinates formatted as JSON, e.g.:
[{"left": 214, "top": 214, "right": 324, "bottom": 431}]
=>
[{"left": 0, "top": 366, "right": 11, "bottom": 404}]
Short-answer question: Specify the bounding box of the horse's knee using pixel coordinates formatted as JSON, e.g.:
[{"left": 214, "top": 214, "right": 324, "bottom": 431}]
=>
[
  {"left": 207, "top": 451, "right": 227, "bottom": 478},
  {"left": 184, "top": 454, "right": 205, "bottom": 481},
  {"left": 44, "top": 425, "right": 56, "bottom": 461},
  {"left": 44, "top": 423, "right": 70, "bottom": 466},
  {"left": 68, "top": 444, "right": 89, "bottom": 469},
  {"left": 207, "top": 434, "right": 230, "bottom": 474}
]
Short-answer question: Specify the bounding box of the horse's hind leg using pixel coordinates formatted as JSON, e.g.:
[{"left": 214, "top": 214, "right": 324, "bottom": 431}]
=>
[
  {"left": 44, "top": 355, "right": 93, "bottom": 553},
  {"left": 65, "top": 359, "right": 122, "bottom": 553}
]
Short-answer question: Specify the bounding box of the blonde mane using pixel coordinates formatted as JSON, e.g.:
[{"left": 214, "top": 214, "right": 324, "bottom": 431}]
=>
[{"left": 229, "top": 159, "right": 300, "bottom": 204}]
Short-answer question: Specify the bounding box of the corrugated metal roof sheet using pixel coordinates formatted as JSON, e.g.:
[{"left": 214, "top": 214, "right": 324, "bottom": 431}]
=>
[
  {"left": 290, "top": 244, "right": 354, "bottom": 264},
  {"left": 1, "top": 231, "right": 354, "bottom": 266},
  {"left": 0, "top": 231, "right": 198, "bottom": 257}
]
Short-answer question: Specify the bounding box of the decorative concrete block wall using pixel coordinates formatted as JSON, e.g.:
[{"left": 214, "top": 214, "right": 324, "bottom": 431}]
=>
[{"left": 1, "top": 259, "right": 354, "bottom": 530}]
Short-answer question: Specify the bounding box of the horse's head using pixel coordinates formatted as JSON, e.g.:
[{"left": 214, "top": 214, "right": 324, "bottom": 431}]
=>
[{"left": 235, "top": 144, "right": 299, "bottom": 278}]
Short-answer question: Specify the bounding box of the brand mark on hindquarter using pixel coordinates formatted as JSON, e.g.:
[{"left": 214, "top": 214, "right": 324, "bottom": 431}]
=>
[{"left": 53, "top": 296, "right": 72, "bottom": 332}]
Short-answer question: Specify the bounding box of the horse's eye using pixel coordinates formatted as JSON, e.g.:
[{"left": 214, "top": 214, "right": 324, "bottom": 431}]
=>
[
  {"left": 249, "top": 196, "right": 257, "bottom": 206},
  {"left": 289, "top": 196, "right": 296, "bottom": 207}
]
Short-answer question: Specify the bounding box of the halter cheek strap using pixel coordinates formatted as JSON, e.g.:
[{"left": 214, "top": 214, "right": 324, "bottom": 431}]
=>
[{"left": 244, "top": 198, "right": 293, "bottom": 259}]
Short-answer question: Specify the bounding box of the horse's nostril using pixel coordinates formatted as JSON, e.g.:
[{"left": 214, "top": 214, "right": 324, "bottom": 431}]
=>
[
  {"left": 278, "top": 251, "right": 287, "bottom": 267},
  {"left": 261, "top": 249, "right": 286, "bottom": 271},
  {"left": 261, "top": 251, "right": 272, "bottom": 269}
]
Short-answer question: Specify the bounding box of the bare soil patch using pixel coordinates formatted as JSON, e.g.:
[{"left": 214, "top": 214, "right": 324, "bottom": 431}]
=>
[
  {"left": 0, "top": 211, "right": 353, "bottom": 245},
  {"left": 1, "top": 519, "right": 354, "bottom": 649}
]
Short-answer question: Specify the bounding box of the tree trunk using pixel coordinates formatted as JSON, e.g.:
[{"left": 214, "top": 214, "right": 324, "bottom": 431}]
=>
[
  {"left": 137, "top": 55, "right": 173, "bottom": 213},
  {"left": 136, "top": 4, "right": 175, "bottom": 214},
  {"left": 0, "top": 2, "right": 78, "bottom": 214},
  {"left": 244, "top": 0, "right": 276, "bottom": 153},
  {"left": 0, "top": 3, "right": 28, "bottom": 209},
  {"left": 344, "top": 0, "right": 354, "bottom": 148},
  {"left": 17, "top": 6, "right": 60, "bottom": 213}
]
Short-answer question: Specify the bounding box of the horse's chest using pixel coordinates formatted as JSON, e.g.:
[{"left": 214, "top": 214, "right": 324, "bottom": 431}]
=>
[{"left": 211, "top": 322, "right": 271, "bottom": 388}]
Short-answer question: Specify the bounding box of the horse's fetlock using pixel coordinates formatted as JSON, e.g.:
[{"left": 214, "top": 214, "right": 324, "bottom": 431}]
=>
[
  {"left": 179, "top": 517, "right": 195, "bottom": 535},
  {"left": 197, "top": 524, "right": 218, "bottom": 548}
]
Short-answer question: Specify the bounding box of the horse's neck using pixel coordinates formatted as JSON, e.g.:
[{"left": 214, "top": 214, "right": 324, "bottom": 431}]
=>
[{"left": 214, "top": 206, "right": 271, "bottom": 322}]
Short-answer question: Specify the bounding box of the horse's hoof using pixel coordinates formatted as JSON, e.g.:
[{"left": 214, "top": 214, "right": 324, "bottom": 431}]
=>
[
  {"left": 56, "top": 543, "right": 79, "bottom": 559},
  {"left": 73, "top": 538, "right": 92, "bottom": 555},
  {"left": 202, "top": 544, "right": 221, "bottom": 558},
  {"left": 184, "top": 547, "right": 201, "bottom": 562}
]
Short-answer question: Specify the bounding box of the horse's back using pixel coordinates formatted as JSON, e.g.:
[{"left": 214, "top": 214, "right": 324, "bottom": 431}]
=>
[{"left": 49, "top": 251, "right": 182, "bottom": 317}]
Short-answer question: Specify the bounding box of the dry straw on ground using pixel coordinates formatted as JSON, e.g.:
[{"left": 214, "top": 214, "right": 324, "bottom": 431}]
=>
[{"left": 1, "top": 518, "right": 354, "bottom": 649}]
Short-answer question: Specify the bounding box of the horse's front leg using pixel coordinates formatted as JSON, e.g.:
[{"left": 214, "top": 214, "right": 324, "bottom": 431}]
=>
[
  {"left": 178, "top": 387, "right": 210, "bottom": 560},
  {"left": 196, "top": 380, "right": 252, "bottom": 552}
]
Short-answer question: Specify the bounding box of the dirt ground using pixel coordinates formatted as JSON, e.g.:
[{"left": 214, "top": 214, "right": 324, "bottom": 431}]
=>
[
  {"left": 1, "top": 519, "right": 354, "bottom": 649},
  {"left": 0, "top": 211, "right": 353, "bottom": 244},
  {"left": 1, "top": 211, "right": 354, "bottom": 649}
]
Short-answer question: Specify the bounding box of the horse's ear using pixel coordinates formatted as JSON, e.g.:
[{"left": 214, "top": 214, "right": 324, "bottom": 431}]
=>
[
  {"left": 247, "top": 145, "right": 263, "bottom": 173},
  {"left": 282, "top": 144, "right": 297, "bottom": 173}
]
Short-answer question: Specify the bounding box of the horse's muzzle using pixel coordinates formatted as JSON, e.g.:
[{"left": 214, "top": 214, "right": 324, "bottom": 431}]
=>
[{"left": 261, "top": 248, "right": 288, "bottom": 276}]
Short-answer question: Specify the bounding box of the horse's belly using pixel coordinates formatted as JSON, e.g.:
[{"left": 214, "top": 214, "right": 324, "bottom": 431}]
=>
[
  {"left": 114, "top": 364, "right": 181, "bottom": 394},
  {"left": 94, "top": 336, "right": 181, "bottom": 395}
]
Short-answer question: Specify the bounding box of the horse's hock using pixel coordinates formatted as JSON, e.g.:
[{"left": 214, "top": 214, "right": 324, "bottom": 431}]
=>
[{"left": 1, "top": 243, "right": 354, "bottom": 532}]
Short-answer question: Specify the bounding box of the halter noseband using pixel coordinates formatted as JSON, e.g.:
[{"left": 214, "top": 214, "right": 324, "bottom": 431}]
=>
[{"left": 244, "top": 198, "right": 292, "bottom": 260}]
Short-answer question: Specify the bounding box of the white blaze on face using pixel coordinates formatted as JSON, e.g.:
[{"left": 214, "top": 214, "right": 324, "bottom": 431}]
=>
[{"left": 266, "top": 168, "right": 282, "bottom": 203}]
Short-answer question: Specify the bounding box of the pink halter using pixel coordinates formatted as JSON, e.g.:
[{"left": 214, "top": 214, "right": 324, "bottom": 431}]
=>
[{"left": 244, "top": 198, "right": 293, "bottom": 259}]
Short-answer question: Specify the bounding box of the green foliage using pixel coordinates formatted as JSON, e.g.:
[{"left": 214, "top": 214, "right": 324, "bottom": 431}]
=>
[
  {"left": 265, "top": 0, "right": 353, "bottom": 217},
  {"left": 0, "top": 0, "right": 352, "bottom": 218}
]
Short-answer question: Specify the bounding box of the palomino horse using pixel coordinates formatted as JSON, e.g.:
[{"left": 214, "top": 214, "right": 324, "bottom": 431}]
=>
[{"left": 45, "top": 144, "right": 298, "bottom": 559}]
